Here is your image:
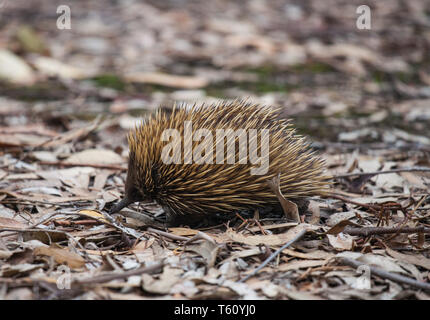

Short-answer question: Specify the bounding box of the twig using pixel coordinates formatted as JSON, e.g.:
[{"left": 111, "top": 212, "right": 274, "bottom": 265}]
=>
[
  {"left": 147, "top": 227, "right": 190, "bottom": 242},
  {"left": 298, "top": 265, "right": 350, "bottom": 281},
  {"left": 111, "top": 210, "right": 196, "bottom": 241},
  {"left": 183, "top": 231, "right": 217, "bottom": 246},
  {"left": 337, "top": 257, "right": 430, "bottom": 292},
  {"left": 119, "top": 209, "right": 166, "bottom": 228},
  {"left": 238, "top": 228, "right": 307, "bottom": 283},
  {"left": 101, "top": 212, "right": 145, "bottom": 239},
  {"left": 0, "top": 199, "right": 59, "bottom": 206},
  {"left": 27, "top": 211, "right": 79, "bottom": 229},
  {"left": 54, "top": 219, "right": 100, "bottom": 226},
  {"left": 39, "top": 161, "right": 126, "bottom": 171},
  {"left": 0, "top": 227, "right": 86, "bottom": 251},
  {"left": 254, "top": 219, "right": 268, "bottom": 235},
  {"left": 74, "top": 260, "right": 164, "bottom": 285},
  {"left": 326, "top": 193, "right": 378, "bottom": 211},
  {"left": 334, "top": 167, "right": 430, "bottom": 179},
  {"left": 343, "top": 226, "right": 430, "bottom": 236}
]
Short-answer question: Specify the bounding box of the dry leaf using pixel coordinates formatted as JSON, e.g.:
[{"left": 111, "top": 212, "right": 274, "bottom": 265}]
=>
[
  {"left": 0, "top": 217, "right": 28, "bottom": 229},
  {"left": 226, "top": 224, "right": 316, "bottom": 246},
  {"left": 308, "top": 200, "right": 321, "bottom": 225},
  {"left": 282, "top": 249, "right": 335, "bottom": 260},
  {"left": 65, "top": 149, "right": 124, "bottom": 165},
  {"left": 78, "top": 209, "right": 110, "bottom": 224},
  {"left": 337, "top": 252, "right": 409, "bottom": 275},
  {"left": 267, "top": 174, "right": 300, "bottom": 222},
  {"left": 278, "top": 259, "right": 326, "bottom": 271},
  {"left": 386, "top": 247, "right": 430, "bottom": 270},
  {"left": 31, "top": 56, "right": 90, "bottom": 79},
  {"left": 327, "top": 233, "right": 354, "bottom": 251},
  {"left": 0, "top": 49, "right": 36, "bottom": 85},
  {"left": 168, "top": 227, "right": 200, "bottom": 236},
  {"left": 187, "top": 239, "right": 220, "bottom": 268},
  {"left": 34, "top": 246, "right": 85, "bottom": 269},
  {"left": 1, "top": 264, "right": 43, "bottom": 277},
  {"left": 141, "top": 266, "right": 183, "bottom": 294}
]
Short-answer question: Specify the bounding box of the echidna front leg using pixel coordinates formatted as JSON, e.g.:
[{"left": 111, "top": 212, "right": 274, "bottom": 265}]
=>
[
  {"left": 109, "top": 197, "right": 134, "bottom": 215},
  {"left": 162, "top": 205, "right": 211, "bottom": 227}
]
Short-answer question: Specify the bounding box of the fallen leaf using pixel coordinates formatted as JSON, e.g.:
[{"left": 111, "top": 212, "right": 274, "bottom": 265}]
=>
[
  {"left": 0, "top": 49, "right": 36, "bottom": 85},
  {"left": 65, "top": 149, "right": 124, "bottom": 165},
  {"left": 337, "top": 252, "right": 409, "bottom": 275},
  {"left": 0, "top": 250, "right": 12, "bottom": 259},
  {"left": 267, "top": 174, "right": 300, "bottom": 222},
  {"left": 386, "top": 247, "right": 430, "bottom": 270},
  {"left": 132, "top": 238, "right": 155, "bottom": 253},
  {"left": 0, "top": 264, "right": 43, "bottom": 277},
  {"left": 31, "top": 56, "right": 90, "bottom": 79},
  {"left": 34, "top": 246, "right": 85, "bottom": 269},
  {"left": 325, "top": 219, "right": 358, "bottom": 235},
  {"left": 327, "top": 233, "right": 354, "bottom": 251},
  {"left": 78, "top": 209, "right": 110, "bottom": 224},
  {"left": 226, "top": 224, "right": 317, "bottom": 246},
  {"left": 141, "top": 266, "right": 183, "bottom": 294},
  {"left": 187, "top": 239, "right": 220, "bottom": 268},
  {"left": 308, "top": 200, "right": 321, "bottom": 225},
  {"left": 0, "top": 217, "right": 28, "bottom": 229},
  {"left": 278, "top": 259, "right": 327, "bottom": 271},
  {"left": 93, "top": 170, "right": 114, "bottom": 191},
  {"left": 282, "top": 249, "right": 335, "bottom": 260},
  {"left": 168, "top": 227, "right": 200, "bottom": 236}
]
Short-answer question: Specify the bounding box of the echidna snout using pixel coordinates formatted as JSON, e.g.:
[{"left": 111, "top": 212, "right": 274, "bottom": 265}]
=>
[{"left": 110, "top": 165, "right": 143, "bottom": 214}]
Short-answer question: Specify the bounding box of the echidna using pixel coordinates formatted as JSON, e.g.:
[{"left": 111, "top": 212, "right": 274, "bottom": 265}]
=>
[{"left": 110, "top": 100, "right": 329, "bottom": 225}]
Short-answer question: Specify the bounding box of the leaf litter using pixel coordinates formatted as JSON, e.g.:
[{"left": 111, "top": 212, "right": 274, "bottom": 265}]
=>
[{"left": 0, "top": 0, "right": 430, "bottom": 300}]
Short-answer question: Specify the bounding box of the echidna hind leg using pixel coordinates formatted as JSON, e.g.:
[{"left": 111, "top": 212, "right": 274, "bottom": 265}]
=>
[{"left": 162, "top": 206, "right": 208, "bottom": 227}]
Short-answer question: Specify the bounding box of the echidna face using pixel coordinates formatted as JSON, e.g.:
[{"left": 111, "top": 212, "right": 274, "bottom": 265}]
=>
[
  {"left": 109, "top": 159, "right": 144, "bottom": 214},
  {"left": 124, "top": 176, "right": 141, "bottom": 203}
]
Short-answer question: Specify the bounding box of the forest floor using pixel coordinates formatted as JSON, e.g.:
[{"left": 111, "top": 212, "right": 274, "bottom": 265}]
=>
[{"left": 1, "top": 0, "right": 430, "bottom": 300}]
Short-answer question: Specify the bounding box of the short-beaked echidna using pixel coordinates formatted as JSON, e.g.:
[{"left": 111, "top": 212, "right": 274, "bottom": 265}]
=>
[{"left": 110, "top": 100, "right": 330, "bottom": 224}]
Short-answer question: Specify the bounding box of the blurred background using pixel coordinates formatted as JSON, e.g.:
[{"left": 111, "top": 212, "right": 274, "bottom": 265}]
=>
[{"left": 0, "top": 0, "right": 430, "bottom": 160}]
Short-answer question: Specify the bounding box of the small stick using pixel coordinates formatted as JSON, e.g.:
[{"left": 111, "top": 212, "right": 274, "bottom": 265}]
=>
[
  {"left": 147, "top": 227, "right": 190, "bottom": 242},
  {"left": 254, "top": 219, "right": 268, "bottom": 235},
  {"left": 337, "top": 257, "right": 430, "bottom": 292},
  {"left": 343, "top": 226, "right": 430, "bottom": 236},
  {"left": 334, "top": 167, "right": 430, "bottom": 179},
  {"left": 101, "top": 212, "right": 144, "bottom": 239},
  {"left": 0, "top": 227, "right": 86, "bottom": 252},
  {"left": 54, "top": 219, "right": 100, "bottom": 226},
  {"left": 39, "top": 161, "right": 126, "bottom": 171},
  {"left": 183, "top": 231, "right": 216, "bottom": 246},
  {"left": 75, "top": 260, "right": 164, "bottom": 285},
  {"left": 326, "top": 194, "right": 379, "bottom": 211},
  {"left": 238, "top": 228, "right": 307, "bottom": 283},
  {"left": 298, "top": 265, "right": 350, "bottom": 281},
  {"left": 27, "top": 211, "right": 68, "bottom": 229}
]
